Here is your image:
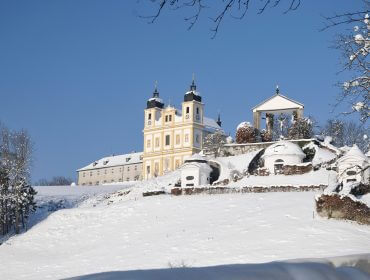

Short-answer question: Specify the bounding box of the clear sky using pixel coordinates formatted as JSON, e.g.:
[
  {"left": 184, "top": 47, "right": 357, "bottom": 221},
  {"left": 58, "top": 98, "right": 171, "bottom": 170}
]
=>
[{"left": 0, "top": 0, "right": 364, "bottom": 182}]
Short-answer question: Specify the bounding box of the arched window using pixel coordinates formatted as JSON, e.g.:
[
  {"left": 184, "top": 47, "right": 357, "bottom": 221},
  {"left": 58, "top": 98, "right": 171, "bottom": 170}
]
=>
[{"left": 274, "top": 159, "right": 284, "bottom": 175}]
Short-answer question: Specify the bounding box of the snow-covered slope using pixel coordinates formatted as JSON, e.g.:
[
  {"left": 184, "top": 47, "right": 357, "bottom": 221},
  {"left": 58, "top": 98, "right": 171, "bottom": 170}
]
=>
[{"left": 0, "top": 190, "right": 369, "bottom": 280}]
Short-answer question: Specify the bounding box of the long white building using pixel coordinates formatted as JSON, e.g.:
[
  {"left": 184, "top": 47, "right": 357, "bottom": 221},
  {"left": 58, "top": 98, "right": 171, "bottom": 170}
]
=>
[{"left": 77, "top": 152, "right": 142, "bottom": 185}]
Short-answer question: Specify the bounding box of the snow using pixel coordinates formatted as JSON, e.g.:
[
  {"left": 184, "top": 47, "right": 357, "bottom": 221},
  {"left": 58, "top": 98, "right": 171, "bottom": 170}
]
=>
[
  {"left": 236, "top": 121, "right": 252, "bottom": 130},
  {"left": 227, "top": 169, "right": 338, "bottom": 188},
  {"left": 0, "top": 190, "right": 369, "bottom": 280},
  {"left": 214, "top": 150, "right": 261, "bottom": 181},
  {"left": 77, "top": 152, "right": 142, "bottom": 171},
  {"left": 67, "top": 255, "right": 370, "bottom": 280},
  {"left": 203, "top": 117, "right": 222, "bottom": 132},
  {"left": 304, "top": 142, "right": 337, "bottom": 165},
  {"left": 263, "top": 140, "right": 305, "bottom": 158},
  {"left": 339, "top": 144, "right": 368, "bottom": 163},
  {"left": 148, "top": 97, "right": 163, "bottom": 103}
]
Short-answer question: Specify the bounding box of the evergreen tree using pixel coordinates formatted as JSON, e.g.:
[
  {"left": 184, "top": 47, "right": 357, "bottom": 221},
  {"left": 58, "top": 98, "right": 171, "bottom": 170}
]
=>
[{"left": 0, "top": 124, "right": 36, "bottom": 235}]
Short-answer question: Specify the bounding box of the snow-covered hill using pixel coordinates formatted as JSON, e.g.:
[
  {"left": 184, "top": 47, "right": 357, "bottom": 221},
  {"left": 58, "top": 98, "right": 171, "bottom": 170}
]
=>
[{"left": 0, "top": 184, "right": 369, "bottom": 279}]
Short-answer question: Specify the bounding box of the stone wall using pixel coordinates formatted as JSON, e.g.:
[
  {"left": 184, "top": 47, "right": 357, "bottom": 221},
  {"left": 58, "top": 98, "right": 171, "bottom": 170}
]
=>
[
  {"left": 316, "top": 194, "right": 370, "bottom": 225},
  {"left": 170, "top": 184, "right": 326, "bottom": 196},
  {"left": 220, "top": 139, "right": 313, "bottom": 157},
  {"left": 283, "top": 164, "right": 313, "bottom": 175}
]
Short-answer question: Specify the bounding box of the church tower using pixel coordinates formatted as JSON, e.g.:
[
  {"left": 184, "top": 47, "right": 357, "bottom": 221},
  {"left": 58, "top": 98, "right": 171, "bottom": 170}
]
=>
[
  {"left": 182, "top": 77, "right": 204, "bottom": 125},
  {"left": 142, "top": 77, "right": 221, "bottom": 180}
]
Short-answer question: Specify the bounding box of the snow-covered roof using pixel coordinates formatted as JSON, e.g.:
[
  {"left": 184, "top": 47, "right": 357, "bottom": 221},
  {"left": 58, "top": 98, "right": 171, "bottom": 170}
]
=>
[
  {"left": 148, "top": 97, "right": 163, "bottom": 103},
  {"left": 263, "top": 141, "right": 305, "bottom": 158},
  {"left": 185, "top": 90, "right": 200, "bottom": 96},
  {"left": 77, "top": 152, "right": 143, "bottom": 172},
  {"left": 204, "top": 117, "right": 222, "bottom": 132},
  {"left": 181, "top": 161, "right": 212, "bottom": 173},
  {"left": 252, "top": 93, "right": 304, "bottom": 113},
  {"left": 366, "top": 150, "right": 370, "bottom": 157},
  {"left": 338, "top": 144, "right": 368, "bottom": 163}
]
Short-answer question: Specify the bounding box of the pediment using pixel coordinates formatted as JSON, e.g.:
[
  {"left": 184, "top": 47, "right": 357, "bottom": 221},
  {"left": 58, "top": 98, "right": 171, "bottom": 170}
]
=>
[{"left": 253, "top": 94, "right": 304, "bottom": 113}]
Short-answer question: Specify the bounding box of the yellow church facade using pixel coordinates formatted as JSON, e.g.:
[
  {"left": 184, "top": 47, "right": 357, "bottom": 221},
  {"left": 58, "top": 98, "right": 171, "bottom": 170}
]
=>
[{"left": 142, "top": 80, "right": 222, "bottom": 179}]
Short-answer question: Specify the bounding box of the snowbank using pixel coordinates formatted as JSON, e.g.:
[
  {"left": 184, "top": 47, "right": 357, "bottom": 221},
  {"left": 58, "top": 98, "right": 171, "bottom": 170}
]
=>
[
  {"left": 1, "top": 192, "right": 370, "bottom": 280},
  {"left": 67, "top": 254, "right": 370, "bottom": 280}
]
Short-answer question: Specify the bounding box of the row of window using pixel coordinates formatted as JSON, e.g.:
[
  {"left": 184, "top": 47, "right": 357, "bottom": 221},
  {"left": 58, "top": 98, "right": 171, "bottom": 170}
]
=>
[
  {"left": 147, "top": 107, "right": 201, "bottom": 124},
  {"left": 81, "top": 176, "right": 138, "bottom": 186},
  {"left": 146, "top": 158, "right": 182, "bottom": 176},
  {"left": 147, "top": 133, "right": 201, "bottom": 149},
  {"left": 82, "top": 165, "right": 139, "bottom": 177}
]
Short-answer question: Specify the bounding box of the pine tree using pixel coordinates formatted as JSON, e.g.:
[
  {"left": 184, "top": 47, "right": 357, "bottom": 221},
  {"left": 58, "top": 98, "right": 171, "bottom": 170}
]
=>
[{"left": 0, "top": 124, "right": 36, "bottom": 235}]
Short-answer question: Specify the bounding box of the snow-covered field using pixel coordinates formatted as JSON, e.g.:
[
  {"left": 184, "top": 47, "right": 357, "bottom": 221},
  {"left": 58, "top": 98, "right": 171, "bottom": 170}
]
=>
[{"left": 0, "top": 185, "right": 369, "bottom": 279}]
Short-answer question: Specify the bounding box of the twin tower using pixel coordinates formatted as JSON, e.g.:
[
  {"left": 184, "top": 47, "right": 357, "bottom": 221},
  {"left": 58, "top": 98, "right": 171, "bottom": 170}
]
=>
[{"left": 142, "top": 79, "right": 222, "bottom": 179}]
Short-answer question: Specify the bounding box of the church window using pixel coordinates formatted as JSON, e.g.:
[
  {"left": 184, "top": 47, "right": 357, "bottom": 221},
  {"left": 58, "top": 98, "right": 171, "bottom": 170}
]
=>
[
  {"left": 169, "top": 115, "right": 172, "bottom": 122},
  {"left": 175, "top": 160, "right": 180, "bottom": 168},
  {"left": 176, "top": 134, "right": 180, "bottom": 145},
  {"left": 146, "top": 166, "right": 150, "bottom": 175},
  {"left": 147, "top": 139, "right": 151, "bottom": 148},
  {"left": 97, "top": 170, "right": 100, "bottom": 176},
  {"left": 185, "top": 134, "right": 189, "bottom": 142},
  {"left": 83, "top": 172, "right": 85, "bottom": 177},
  {"left": 148, "top": 113, "right": 152, "bottom": 120},
  {"left": 165, "top": 116, "right": 168, "bottom": 122},
  {"left": 126, "top": 178, "right": 130, "bottom": 181},
  {"left": 196, "top": 107, "right": 199, "bottom": 114},
  {"left": 347, "top": 170, "right": 356, "bottom": 176},
  {"left": 90, "top": 172, "right": 92, "bottom": 177},
  {"left": 165, "top": 135, "right": 170, "bottom": 146},
  {"left": 186, "top": 107, "right": 190, "bottom": 114},
  {"left": 196, "top": 134, "right": 200, "bottom": 144},
  {"left": 135, "top": 165, "right": 137, "bottom": 170},
  {"left": 155, "top": 137, "right": 160, "bottom": 147},
  {"left": 111, "top": 168, "right": 114, "bottom": 174},
  {"left": 164, "top": 158, "right": 170, "bottom": 171},
  {"left": 127, "top": 166, "right": 130, "bottom": 171},
  {"left": 104, "top": 169, "right": 107, "bottom": 174}
]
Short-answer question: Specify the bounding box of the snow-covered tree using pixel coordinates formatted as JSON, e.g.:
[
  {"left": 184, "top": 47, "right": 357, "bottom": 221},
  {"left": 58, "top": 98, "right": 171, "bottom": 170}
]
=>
[
  {"left": 202, "top": 130, "right": 226, "bottom": 157},
  {"left": 0, "top": 124, "right": 36, "bottom": 235},
  {"left": 235, "top": 122, "right": 259, "bottom": 144},
  {"left": 288, "top": 117, "right": 314, "bottom": 140},
  {"left": 320, "top": 119, "right": 370, "bottom": 151},
  {"left": 324, "top": 7, "right": 370, "bottom": 122}
]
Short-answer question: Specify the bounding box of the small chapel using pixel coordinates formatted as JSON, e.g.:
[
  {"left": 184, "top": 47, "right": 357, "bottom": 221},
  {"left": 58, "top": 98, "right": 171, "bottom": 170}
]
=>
[{"left": 252, "top": 86, "right": 304, "bottom": 135}]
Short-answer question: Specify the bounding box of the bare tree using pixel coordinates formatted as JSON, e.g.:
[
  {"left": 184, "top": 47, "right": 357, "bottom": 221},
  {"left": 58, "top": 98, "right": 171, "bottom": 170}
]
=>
[
  {"left": 322, "top": 2, "right": 370, "bottom": 122},
  {"left": 202, "top": 130, "right": 226, "bottom": 157},
  {"left": 320, "top": 119, "right": 369, "bottom": 151},
  {"left": 140, "top": 0, "right": 301, "bottom": 38}
]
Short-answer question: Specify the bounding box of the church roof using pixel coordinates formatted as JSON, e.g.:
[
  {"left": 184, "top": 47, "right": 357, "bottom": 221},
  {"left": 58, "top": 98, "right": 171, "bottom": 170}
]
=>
[
  {"left": 77, "top": 152, "right": 143, "bottom": 172},
  {"left": 204, "top": 117, "right": 223, "bottom": 133},
  {"left": 252, "top": 92, "right": 304, "bottom": 113}
]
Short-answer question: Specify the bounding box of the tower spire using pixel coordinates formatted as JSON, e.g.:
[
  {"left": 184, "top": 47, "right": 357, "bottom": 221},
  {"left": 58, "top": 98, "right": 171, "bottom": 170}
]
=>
[
  {"left": 217, "top": 111, "right": 222, "bottom": 127},
  {"left": 153, "top": 81, "right": 159, "bottom": 98},
  {"left": 190, "top": 73, "right": 196, "bottom": 91},
  {"left": 276, "top": 84, "right": 280, "bottom": 95}
]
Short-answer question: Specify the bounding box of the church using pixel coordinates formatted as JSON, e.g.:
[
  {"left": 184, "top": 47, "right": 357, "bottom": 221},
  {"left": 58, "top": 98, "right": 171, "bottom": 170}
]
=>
[{"left": 142, "top": 79, "right": 222, "bottom": 179}]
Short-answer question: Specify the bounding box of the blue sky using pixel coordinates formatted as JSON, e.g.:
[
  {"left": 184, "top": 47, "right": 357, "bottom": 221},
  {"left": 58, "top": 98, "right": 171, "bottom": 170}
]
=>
[{"left": 0, "top": 0, "right": 364, "bottom": 182}]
